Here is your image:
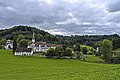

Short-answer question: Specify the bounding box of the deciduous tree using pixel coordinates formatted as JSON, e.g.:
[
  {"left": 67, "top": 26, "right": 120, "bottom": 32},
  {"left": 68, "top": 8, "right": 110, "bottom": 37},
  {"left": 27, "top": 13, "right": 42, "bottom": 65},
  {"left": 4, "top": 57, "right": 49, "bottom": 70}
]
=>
[
  {"left": 17, "top": 34, "right": 25, "bottom": 43},
  {"left": 19, "top": 39, "right": 28, "bottom": 48},
  {"left": 100, "top": 39, "right": 113, "bottom": 63}
]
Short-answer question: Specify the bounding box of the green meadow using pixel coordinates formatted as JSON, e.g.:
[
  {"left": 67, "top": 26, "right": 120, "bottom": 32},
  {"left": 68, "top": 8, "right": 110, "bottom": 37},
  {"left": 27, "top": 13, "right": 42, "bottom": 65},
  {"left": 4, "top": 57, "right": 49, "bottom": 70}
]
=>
[{"left": 0, "top": 49, "right": 120, "bottom": 80}]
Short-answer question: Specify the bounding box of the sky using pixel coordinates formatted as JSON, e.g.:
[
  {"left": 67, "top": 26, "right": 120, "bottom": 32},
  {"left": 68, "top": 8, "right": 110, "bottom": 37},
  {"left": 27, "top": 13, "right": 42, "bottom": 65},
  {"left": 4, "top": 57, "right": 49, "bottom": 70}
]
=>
[{"left": 0, "top": 0, "right": 120, "bottom": 35}]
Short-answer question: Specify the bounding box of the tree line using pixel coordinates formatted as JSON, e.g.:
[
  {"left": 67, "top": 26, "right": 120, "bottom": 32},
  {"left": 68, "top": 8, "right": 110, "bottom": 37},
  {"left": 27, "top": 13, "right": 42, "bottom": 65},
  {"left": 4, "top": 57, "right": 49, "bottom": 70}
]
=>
[
  {"left": 1, "top": 25, "right": 120, "bottom": 50},
  {"left": 1, "top": 25, "right": 120, "bottom": 63}
]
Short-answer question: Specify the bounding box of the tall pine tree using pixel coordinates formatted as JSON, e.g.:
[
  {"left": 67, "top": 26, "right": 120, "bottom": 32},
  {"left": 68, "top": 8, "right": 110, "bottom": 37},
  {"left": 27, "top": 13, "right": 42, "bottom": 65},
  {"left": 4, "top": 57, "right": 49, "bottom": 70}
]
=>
[{"left": 13, "top": 36, "right": 17, "bottom": 54}]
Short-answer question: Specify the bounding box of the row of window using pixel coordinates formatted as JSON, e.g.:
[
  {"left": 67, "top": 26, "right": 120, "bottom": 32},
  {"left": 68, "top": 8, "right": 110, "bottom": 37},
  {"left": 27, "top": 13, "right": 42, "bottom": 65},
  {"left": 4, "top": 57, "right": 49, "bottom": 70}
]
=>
[
  {"left": 22, "top": 54, "right": 32, "bottom": 56},
  {"left": 15, "top": 52, "right": 32, "bottom": 56}
]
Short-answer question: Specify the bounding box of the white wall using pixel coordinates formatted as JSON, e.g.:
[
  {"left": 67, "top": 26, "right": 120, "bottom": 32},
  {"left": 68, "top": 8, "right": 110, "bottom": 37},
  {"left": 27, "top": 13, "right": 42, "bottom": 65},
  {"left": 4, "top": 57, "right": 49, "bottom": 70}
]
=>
[
  {"left": 15, "top": 51, "right": 33, "bottom": 56},
  {"left": 34, "top": 46, "right": 51, "bottom": 52},
  {"left": 5, "top": 44, "right": 13, "bottom": 50}
]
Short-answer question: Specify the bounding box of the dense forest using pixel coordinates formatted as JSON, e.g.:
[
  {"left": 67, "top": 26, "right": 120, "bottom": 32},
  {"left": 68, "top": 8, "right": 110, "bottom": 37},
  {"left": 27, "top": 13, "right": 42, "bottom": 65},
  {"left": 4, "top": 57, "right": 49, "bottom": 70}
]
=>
[
  {"left": 56, "top": 34, "right": 120, "bottom": 50},
  {"left": 0, "top": 25, "right": 60, "bottom": 43},
  {"left": 0, "top": 25, "right": 120, "bottom": 50}
]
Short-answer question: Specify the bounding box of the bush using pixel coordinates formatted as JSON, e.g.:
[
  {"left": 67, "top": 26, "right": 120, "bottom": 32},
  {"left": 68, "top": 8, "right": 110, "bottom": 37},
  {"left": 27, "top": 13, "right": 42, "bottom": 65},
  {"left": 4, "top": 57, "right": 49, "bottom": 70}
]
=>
[
  {"left": 55, "top": 47, "right": 64, "bottom": 58},
  {"left": 110, "top": 52, "right": 120, "bottom": 64},
  {"left": 108, "top": 57, "right": 120, "bottom": 64},
  {"left": 0, "top": 45, "right": 4, "bottom": 49},
  {"left": 75, "top": 51, "right": 83, "bottom": 59},
  {"left": 45, "top": 48, "right": 55, "bottom": 57},
  {"left": 81, "top": 45, "right": 95, "bottom": 55},
  {"left": 64, "top": 48, "right": 73, "bottom": 57},
  {"left": 82, "top": 46, "right": 88, "bottom": 54},
  {"left": 113, "top": 57, "right": 120, "bottom": 64}
]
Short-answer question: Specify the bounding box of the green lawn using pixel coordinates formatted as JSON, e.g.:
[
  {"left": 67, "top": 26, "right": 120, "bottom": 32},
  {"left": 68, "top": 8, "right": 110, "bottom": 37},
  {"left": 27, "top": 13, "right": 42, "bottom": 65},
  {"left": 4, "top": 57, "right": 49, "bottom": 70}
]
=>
[{"left": 0, "top": 50, "right": 120, "bottom": 80}]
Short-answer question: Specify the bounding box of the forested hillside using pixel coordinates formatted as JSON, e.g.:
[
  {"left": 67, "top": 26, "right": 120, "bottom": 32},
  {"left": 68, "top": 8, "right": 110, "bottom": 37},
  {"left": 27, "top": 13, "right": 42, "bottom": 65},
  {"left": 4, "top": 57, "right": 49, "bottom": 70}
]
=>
[
  {"left": 0, "top": 25, "right": 60, "bottom": 43},
  {"left": 56, "top": 34, "right": 120, "bottom": 50}
]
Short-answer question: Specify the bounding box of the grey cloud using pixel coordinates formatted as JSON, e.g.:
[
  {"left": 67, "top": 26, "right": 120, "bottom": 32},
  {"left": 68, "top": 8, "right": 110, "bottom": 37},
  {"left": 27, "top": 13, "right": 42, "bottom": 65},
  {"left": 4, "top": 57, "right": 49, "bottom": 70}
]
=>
[
  {"left": 107, "top": 0, "right": 120, "bottom": 12},
  {"left": 0, "top": 0, "right": 120, "bottom": 35}
]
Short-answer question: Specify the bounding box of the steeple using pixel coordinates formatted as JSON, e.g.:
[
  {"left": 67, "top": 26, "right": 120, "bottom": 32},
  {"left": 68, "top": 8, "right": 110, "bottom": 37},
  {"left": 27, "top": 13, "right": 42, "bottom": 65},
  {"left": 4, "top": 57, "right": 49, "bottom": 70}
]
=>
[{"left": 32, "top": 32, "right": 35, "bottom": 43}]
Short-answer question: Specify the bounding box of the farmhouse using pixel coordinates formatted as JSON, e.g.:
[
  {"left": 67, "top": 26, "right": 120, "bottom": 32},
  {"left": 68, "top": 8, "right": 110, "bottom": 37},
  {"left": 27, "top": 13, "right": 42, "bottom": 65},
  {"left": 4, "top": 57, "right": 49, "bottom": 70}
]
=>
[{"left": 14, "top": 48, "right": 33, "bottom": 56}]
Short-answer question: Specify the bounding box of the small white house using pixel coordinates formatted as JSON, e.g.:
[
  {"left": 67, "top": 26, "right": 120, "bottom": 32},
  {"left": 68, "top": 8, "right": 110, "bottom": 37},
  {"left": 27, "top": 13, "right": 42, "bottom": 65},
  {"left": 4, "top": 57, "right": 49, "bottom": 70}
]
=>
[
  {"left": 5, "top": 40, "right": 13, "bottom": 50},
  {"left": 96, "top": 47, "right": 99, "bottom": 53},
  {"left": 14, "top": 48, "right": 33, "bottom": 56}
]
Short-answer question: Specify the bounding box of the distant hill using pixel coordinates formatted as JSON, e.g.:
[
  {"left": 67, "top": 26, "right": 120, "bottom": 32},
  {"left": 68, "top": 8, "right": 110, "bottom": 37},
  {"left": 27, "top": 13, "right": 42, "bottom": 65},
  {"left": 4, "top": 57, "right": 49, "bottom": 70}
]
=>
[{"left": 0, "top": 25, "right": 60, "bottom": 43}]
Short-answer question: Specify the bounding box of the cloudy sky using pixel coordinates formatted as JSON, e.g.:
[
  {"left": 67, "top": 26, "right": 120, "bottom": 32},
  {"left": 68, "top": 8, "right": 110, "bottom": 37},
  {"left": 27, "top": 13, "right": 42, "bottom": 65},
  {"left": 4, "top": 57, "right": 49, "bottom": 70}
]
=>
[{"left": 0, "top": 0, "right": 120, "bottom": 35}]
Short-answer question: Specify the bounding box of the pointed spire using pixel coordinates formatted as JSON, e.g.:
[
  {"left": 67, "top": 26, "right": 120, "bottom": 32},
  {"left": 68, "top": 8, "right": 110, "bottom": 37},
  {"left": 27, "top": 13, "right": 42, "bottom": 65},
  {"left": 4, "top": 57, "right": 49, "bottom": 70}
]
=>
[{"left": 32, "top": 32, "right": 35, "bottom": 43}]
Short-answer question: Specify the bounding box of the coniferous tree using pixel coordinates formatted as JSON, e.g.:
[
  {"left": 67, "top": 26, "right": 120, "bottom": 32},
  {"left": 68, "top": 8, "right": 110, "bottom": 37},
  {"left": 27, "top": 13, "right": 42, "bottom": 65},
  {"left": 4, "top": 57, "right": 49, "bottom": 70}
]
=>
[{"left": 13, "top": 36, "right": 17, "bottom": 54}]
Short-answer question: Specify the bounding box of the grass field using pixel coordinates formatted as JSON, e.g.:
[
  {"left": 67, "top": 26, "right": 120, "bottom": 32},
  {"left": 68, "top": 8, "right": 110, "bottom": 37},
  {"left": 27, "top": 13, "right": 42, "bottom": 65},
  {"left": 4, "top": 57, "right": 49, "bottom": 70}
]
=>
[{"left": 0, "top": 50, "right": 120, "bottom": 80}]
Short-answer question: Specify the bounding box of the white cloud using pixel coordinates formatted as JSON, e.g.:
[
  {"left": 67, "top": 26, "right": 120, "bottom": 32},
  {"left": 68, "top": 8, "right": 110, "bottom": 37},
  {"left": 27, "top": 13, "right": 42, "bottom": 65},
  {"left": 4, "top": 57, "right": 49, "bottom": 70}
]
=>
[
  {"left": 62, "top": 0, "right": 79, "bottom": 4},
  {"left": 68, "top": 12, "right": 74, "bottom": 18},
  {"left": 38, "top": 0, "right": 53, "bottom": 5},
  {"left": 84, "top": 30, "right": 96, "bottom": 33},
  {"left": 56, "top": 17, "right": 80, "bottom": 25},
  {"left": 6, "top": 6, "right": 15, "bottom": 12}
]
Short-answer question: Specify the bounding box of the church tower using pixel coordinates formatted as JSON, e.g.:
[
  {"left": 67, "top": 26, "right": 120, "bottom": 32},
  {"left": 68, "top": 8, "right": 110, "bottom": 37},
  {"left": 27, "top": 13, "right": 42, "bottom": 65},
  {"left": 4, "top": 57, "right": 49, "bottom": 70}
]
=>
[
  {"left": 31, "top": 32, "right": 35, "bottom": 52},
  {"left": 32, "top": 32, "right": 35, "bottom": 43}
]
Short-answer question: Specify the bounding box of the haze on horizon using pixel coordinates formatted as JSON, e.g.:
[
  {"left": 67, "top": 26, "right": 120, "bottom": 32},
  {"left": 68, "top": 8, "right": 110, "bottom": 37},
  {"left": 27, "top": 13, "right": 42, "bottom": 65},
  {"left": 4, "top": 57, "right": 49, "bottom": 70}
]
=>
[{"left": 0, "top": 0, "right": 120, "bottom": 35}]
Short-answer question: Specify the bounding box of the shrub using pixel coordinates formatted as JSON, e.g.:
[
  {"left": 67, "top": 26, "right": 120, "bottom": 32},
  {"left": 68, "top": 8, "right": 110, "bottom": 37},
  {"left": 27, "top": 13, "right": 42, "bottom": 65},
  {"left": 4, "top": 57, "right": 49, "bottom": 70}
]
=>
[
  {"left": 113, "top": 57, "right": 120, "bottom": 64},
  {"left": 75, "top": 51, "right": 83, "bottom": 59},
  {"left": 81, "top": 46, "right": 88, "bottom": 54},
  {"left": 81, "top": 45, "right": 95, "bottom": 55},
  {"left": 45, "top": 48, "right": 55, "bottom": 57},
  {"left": 64, "top": 48, "right": 73, "bottom": 58},
  {"left": 55, "top": 47, "right": 64, "bottom": 58},
  {"left": 0, "top": 45, "right": 4, "bottom": 49}
]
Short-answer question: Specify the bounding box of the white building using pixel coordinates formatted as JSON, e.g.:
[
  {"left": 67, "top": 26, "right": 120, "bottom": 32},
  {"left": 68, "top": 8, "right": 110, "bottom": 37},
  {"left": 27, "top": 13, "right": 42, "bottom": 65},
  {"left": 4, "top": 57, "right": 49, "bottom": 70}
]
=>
[
  {"left": 96, "top": 47, "right": 99, "bottom": 53},
  {"left": 28, "top": 42, "right": 62, "bottom": 52},
  {"left": 28, "top": 32, "right": 62, "bottom": 52},
  {"left": 5, "top": 40, "right": 13, "bottom": 50},
  {"left": 14, "top": 48, "right": 33, "bottom": 56}
]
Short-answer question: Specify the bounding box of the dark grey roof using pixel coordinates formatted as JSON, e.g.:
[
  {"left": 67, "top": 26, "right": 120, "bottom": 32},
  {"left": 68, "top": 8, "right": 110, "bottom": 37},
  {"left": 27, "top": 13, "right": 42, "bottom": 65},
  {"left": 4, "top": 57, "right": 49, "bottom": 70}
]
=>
[{"left": 15, "top": 48, "right": 32, "bottom": 52}]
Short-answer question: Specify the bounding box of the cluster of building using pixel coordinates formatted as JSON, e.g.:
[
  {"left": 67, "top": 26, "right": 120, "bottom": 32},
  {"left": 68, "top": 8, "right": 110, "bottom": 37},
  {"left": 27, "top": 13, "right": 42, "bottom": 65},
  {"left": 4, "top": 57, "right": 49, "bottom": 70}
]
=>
[{"left": 5, "top": 33, "right": 62, "bottom": 56}]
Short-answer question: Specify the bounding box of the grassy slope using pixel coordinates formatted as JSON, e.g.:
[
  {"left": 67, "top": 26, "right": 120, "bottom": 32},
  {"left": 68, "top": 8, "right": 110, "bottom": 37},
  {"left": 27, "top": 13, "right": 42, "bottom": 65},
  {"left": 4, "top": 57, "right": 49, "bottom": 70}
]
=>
[{"left": 0, "top": 50, "right": 120, "bottom": 80}]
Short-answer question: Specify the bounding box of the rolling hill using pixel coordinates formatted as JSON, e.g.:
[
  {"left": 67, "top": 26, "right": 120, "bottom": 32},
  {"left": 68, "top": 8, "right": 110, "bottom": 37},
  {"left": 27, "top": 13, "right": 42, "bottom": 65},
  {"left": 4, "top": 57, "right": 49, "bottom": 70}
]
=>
[{"left": 0, "top": 25, "right": 60, "bottom": 43}]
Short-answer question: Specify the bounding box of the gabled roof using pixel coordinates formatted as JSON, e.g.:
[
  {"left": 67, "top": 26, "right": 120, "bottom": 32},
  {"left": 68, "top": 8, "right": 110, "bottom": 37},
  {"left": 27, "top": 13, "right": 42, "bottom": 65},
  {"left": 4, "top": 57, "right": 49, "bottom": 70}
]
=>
[
  {"left": 34, "top": 42, "right": 62, "bottom": 47},
  {"left": 15, "top": 48, "right": 32, "bottom": 52},
  {"left": 5, "top": 40, "right": 13, "bottom": 46}
]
